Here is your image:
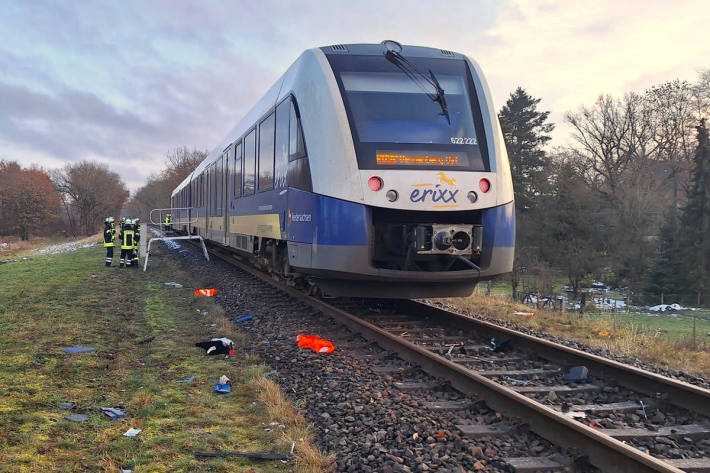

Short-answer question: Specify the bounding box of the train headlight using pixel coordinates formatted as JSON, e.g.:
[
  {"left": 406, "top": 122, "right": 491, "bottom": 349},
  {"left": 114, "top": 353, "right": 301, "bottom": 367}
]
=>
[
  {"left": 368, "top": 176, "right": 383, "bottom": 192},
  {"left": 386, "top": 189, "right": 398, "bottom": 202},
  {"left": 467, "top": 191, "right": 478, "bottom": 203},
  {"left": 479, "top": 178, "right": 490, "bottom": 193},
  {"left": 452, "top": 231, "right": 471, "bottom": 251}
]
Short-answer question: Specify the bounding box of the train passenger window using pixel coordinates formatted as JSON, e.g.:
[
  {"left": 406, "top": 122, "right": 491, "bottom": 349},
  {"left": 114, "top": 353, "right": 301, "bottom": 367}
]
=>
[
  {"left": 274, "top": 100, "right": 289, "bottom": 188},
  {"left": 258, "top": 112, "right": 275, "bottom": 191},
  {"left": 211, "top": 164, "right": 218, "bottom": 215},
  {"left": 243, "top": 129, "right": 256, "bottom": 195},
  {"left": 288, "top": 100, "right": 306, "bottom": 161},
  {"left": 216, "top": 154, "right": 225, "bottom": 216},
  {"left": 234, "top": 142, "right": 242, "bottom": 197}
]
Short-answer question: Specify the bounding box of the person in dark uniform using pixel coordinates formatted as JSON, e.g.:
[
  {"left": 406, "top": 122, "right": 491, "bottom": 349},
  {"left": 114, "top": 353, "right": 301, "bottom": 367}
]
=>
[
  {"left": 119, "top": 218, "right": 135, "bottom": 268},
  {"left": 103, "top": 217, "right": 116, "bottom": 267},
  {"left": 131, "top": 217, "right": 141, "bottom": 267}
]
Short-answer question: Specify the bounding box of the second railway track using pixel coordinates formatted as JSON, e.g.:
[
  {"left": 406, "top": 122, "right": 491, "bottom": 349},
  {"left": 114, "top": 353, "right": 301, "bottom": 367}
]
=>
[{"left": 190, "top": 240, "right": 710, "bottom": 473}]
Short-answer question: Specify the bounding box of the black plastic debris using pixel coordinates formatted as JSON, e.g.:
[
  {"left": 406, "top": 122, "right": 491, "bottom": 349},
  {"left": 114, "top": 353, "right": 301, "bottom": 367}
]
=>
[
  {"left": 61, "top": 346, "right": 96, "bottom": 354},
  {"left": 136, "top": 336, "right": 155, "bottom": 345},
  {"left": 58, "top": 402, "right": 76, "bottom": 410},
  {"left": 568, "top": 366, "right": 589, "bottom": 381},
  {"left": 489, "top": 338, "right": 510, "bottom": 352},
  {"left": 65, "top": 414, "right": 89, "bottom": 422},
  {"left": 195, "top": 337, "right": 234, "bottom": 355},
  {"left": 100, "top": 407, "right": 126, "bottom": 420}
]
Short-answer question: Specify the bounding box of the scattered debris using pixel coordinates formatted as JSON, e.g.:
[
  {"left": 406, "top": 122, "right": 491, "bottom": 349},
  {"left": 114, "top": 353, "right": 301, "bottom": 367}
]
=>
[
  {"left": 194, "top": 288, "right": 218, "bottom": 297},
  {"left": 65, "top": 414, "right": 89, "bottom": 422},
  {"left": 488, "top": 337, "right": 510, "bottom": 352},
  {"left": 567, "top": 366, "right": 589, "bottom": 382},
  {"left": 297, "top": 334, "right": 335, "bottom": 354},
  {"left": 123, "top": 428, "right": 141, "bottom": 437},
  {"left": 90, "top": 274, "right": 98, "bottom": 279},
  {"left": 195, "top": 337, "right": 234, "bottom": 355},
  {"left": 164, "top": 282, "right": 183, "bottom": 288},
  {"left": 58, "top": 402, "right": 75, "bottom": 410},
  {"left": 61, "top": 346, "right": 96, "bottom": 354},
  {"left": 136, "top": 336, "right": 155, "bottom": 345},
  {"left": 597, "top": 331, "right": 610, "bottom": 338},
  {"left": 122, "top": 470, "right": 132, "bottom": 473},
  {"left": 176, "top": 376, "right": 195, "bottom": 383},
  {"left": 639, "top": 400, "right": 648, "bottom": 421},
  {"left": 235, "top": 315, "right": 253, "bottom": 323},
  {"left": 513, "top": 311, "right": 535, "bottom": 318},
  {"left": 504, "top": 376, "right": 532, "bottom": 386},
  {"left": 649, "top": 303, "right": 686, "bottom": 312},
  {"left": 194, "top": 450, "right": 289, "bottom": 460},
  {"left": 214, "top": 375, "right": 231, "bottom": 394},
  {"left": 100, "top": 407, "right": 126, "bottom": 420},
  {"left": 263, "top": 370, "right": 277, "bottom": 377}
]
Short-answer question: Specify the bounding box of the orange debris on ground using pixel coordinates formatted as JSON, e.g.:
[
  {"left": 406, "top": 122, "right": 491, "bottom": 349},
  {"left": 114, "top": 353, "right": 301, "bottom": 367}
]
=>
[
  {"left": 194, "top": 288, "right": 218, "bottom": 297},
  {"left": 297, "top": 334, "right": 335, "bottom": 354}
]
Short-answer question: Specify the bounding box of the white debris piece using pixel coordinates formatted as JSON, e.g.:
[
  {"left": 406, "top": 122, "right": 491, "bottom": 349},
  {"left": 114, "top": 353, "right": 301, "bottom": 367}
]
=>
[
  {"left": 649, "top": 303, "right": 687, "bottom": 312},
  {"left": 123, "top": 428, "right": 142, "bottom": 437}
]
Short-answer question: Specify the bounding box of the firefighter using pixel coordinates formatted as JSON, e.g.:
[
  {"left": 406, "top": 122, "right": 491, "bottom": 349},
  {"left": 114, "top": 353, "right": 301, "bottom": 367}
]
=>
[
  {"left": 164, "top": 213, "right": 172, "bottom": 232},
  {"left": 131, "top": 218, "right": 141, "bottom": 267},
  {"left": 103, "top": 217, "right": 116, "bottom": 267},
  {"left": 119, "top": 218, "right": 135, "bottom": 268}
]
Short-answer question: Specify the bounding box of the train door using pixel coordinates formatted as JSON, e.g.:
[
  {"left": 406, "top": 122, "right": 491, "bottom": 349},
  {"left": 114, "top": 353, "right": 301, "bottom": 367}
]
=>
[
  {"left": 206, "top": 165, "right": 212, "bottom": 239},
  {"left": 223, "top": 150, "right": 230, "bottom": 245}
]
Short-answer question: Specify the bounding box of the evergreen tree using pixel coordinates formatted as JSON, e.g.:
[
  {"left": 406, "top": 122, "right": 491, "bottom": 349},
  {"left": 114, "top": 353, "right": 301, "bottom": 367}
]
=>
[
  {"left": 499, "top": 87, "right": 555, "bottom": 212},
  {"left": 680, "top": 119, "right": 710, "bottom": 303},
  {"left": 644, "top": 209, "right": 686, "bottom": 297}
]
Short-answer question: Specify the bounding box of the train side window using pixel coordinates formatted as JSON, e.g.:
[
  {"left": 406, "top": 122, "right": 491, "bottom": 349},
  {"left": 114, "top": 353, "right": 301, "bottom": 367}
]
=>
[
  {"left": 258, "top": 111, "right": 275, "bottom": 191},
  {"left": 218, "top": 154, "right": 226, "bottom": 216},
  {"left": 243, "top": 129, "right": 256, "bottom": 195},
  {"left": 288, "top": 100, "right": 306, "bottom": 161},
  {"left": 274, "top": 99, "right": 289, "bottom": 188},
  {"left": 234, "top": 141, "right": 242, "bottom": 197},
  {"left": 211, "top": 164, "right": 218, "bottom": 215}
]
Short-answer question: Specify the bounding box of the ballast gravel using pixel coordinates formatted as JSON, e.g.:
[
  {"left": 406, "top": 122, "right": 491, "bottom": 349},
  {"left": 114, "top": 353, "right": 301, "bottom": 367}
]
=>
[{"left": 166, "top": 245, "right": 584, "bottom": 473}]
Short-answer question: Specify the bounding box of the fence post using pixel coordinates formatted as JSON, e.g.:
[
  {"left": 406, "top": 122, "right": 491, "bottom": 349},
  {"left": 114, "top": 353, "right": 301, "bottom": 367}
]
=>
[{"left": 693, "top": 316, "right": 697, "bottom": 350}]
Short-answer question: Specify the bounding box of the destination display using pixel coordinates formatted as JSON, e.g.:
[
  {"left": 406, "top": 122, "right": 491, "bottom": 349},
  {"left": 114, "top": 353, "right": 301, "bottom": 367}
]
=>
[{"left": 375, "top": 150, "right": 468, "bottom": 167}]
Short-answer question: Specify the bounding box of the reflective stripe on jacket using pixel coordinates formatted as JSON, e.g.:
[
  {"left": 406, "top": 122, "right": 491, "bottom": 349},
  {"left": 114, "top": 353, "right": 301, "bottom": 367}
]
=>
[
  {"left": 103, "top": 227, "right": 115, "bottom": 247},
  {"left": 120, "top": 229, "right": 135, "bottom": 250}
]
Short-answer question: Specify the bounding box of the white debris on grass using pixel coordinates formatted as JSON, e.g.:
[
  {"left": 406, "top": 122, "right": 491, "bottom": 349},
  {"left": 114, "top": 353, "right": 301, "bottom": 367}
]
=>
[
  {"left": 649, "top": 303, "right": 687, "bottom": 312},
  {"left": 149, "top": 228, "right": 182, "bottom": 250},
  {"left": 33, "top": 236, "right": 99, "bottom": 255}
]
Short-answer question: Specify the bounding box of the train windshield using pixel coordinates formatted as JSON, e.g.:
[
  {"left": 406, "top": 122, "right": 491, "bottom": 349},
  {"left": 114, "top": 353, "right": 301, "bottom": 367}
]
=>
[{"left": 327, "top": 54, "right": 489, "bottom": 171}]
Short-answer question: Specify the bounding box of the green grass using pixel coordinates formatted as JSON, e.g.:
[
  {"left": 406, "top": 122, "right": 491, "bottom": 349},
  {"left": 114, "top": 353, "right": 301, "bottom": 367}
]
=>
[{"left": 0, "top": 243, "right": 290, "bottom": 472}]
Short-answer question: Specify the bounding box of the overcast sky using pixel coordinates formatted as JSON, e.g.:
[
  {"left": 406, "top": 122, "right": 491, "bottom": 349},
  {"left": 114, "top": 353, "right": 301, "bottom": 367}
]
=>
[{"left": 2, "top": 0, "right": 709, "bottom": 191}]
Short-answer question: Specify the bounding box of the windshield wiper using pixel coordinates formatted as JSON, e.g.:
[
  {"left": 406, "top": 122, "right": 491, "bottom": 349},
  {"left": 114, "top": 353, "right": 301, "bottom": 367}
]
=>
[{"left": 384, "top": 50, "right": 451, "bottom": 124}]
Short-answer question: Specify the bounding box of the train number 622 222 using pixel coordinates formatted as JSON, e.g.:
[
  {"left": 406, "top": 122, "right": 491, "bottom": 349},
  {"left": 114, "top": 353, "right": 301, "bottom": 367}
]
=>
[{"left": 450, "top": 137, "right": 477, "bottom": 145}]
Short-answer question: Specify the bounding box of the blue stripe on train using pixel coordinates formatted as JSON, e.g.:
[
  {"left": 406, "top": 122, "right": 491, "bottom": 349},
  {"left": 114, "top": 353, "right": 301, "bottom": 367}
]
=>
[
  {"left": 286, "top": 188, "right": 369, "bottom": 245},
  {"left": 482, "top": 201, "right": 515, "bottom": 248}
]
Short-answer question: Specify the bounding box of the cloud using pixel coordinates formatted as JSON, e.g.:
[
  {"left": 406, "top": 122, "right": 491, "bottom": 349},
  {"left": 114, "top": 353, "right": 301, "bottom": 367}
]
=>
[{"left": 0, "top": 0, "right": 708, "bottom": 190}]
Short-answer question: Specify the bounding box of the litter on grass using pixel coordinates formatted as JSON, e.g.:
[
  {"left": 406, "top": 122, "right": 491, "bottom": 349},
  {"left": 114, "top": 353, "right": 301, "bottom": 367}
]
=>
[
  {"left": 297, "top": 334, "right": 335, "bottom": 354},
  {"left": 136, "top": 336, "right": 155, "bottom": 344},
  {"left": 263, "top": 370, "right": 277, "bottom": 377},
  {"left": 513, "top": 311, "right": 535, "bottom": 318},
  {"left": 194, "top": 288, "right": 218, "bottom": 297},
  {"left": 195, "top": 337, "right": 234, "bottom": 355},
  {"left": 61, "top": 346, "right": 96, "bottom": 354},
  {"left": 123, "top": 428, "right": 141, "bottom": 437},
  {"left": 58, "top": 402, "right": 75, "bottom": 410},
  {"left": 235, "top": 315, "right": 253, "bottom": 323},
  {"left": 65, "top": 414, "right": 89, "bottom": 422},
  {"left": 100, "top": 407, "right": 126, "bottom": 420},
  {"left": 164, "top": 282, "right": 183, "bottom": 288},
  {"left": 176, "top": 376, "right": 195, "bottom": 383}
]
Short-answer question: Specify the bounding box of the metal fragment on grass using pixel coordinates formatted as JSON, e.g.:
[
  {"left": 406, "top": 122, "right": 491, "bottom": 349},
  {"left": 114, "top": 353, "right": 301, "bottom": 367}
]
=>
[
  {"left": 61, "top": 346, "right": 96, "bottom": 354},
  {"left": 65, "top": 414, "right": 89, "bottom": 422},
  {"left": 123, "top": 428, "right": 141, "bottom": 437}
]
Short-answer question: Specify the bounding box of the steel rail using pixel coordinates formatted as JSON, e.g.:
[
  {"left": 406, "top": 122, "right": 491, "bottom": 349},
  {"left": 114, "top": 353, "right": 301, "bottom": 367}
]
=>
[
  {"left": 403, "top": 300, "right": 710, "bottom": 418},
  {"left": 197, "top": 245, "right": 693, "bottom": 473}
]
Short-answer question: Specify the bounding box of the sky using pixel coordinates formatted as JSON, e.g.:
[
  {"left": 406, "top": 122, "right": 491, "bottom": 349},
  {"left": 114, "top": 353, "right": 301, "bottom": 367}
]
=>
[{"left": 1, "top": 0, "right": 709, "bottom": 191}]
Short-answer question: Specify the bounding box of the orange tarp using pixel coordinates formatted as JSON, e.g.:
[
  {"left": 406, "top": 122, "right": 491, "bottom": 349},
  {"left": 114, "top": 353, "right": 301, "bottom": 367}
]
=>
[
  {"left": 194, "top": 288, "right": 218, "bottom": 297},
  {"left": 297, "top": 334, "right": 335, "bottom": 354}
]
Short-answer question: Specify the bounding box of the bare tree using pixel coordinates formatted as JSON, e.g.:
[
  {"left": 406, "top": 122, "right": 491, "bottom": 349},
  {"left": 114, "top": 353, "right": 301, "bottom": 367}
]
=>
[{"left": 52, "top": 161, "right": 129, "bottom": 235}]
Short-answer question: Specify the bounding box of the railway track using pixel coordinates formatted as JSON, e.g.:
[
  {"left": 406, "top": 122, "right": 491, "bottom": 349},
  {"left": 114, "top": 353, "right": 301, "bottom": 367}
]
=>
[{"left": 196, "top": 241, "right": 710, "bottom": 473}]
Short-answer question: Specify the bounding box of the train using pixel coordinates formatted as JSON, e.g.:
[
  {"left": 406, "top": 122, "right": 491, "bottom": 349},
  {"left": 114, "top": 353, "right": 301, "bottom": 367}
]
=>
[{"left": 170, "top": 41, "right": 514, "bottom": 298}]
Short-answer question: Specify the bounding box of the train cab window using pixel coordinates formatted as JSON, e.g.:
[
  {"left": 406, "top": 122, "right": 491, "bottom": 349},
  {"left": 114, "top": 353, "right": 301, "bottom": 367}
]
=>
[
  {"left": 233, "top": 142, "right": 242, "bottom": 197},
  {"left": 274, "top": 100, "right": 290, "bottom": 188},
  {"left": 243, "top": 129, "right": 256, "bottom": 195},
  {"left": 288, "top": 100, "right": 306, "bottom": 161},
  {"left": 258, "top": 112, "right": 275, "bottom": 191}
]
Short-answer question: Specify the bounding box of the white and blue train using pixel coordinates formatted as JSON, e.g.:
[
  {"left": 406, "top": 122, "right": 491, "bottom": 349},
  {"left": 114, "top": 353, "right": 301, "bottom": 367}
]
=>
[{"left": 171, "top": 41, "right": 514, "bottom": 298}]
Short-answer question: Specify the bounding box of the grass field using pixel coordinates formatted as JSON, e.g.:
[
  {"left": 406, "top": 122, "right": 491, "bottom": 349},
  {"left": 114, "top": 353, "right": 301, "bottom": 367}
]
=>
[{"left": 0, "top": 241, "right": 330, "bottom": 472}]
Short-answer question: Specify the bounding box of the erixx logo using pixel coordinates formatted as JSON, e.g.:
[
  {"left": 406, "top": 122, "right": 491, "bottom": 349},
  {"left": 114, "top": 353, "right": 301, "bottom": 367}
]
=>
[
  {"left": 288, "top": 208, "right": 311, "bottom": 224},
  {"left": 409, "top": 172, "right": 459, "bottom": 205}
]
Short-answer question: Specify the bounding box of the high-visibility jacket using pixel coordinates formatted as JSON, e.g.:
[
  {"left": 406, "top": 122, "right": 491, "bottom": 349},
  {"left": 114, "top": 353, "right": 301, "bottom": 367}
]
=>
[
  {"left": 120, "top": 228, "right": 135, "bottom": 250},
  {"left": 103, "top": 226, "right": 115, "bottom": 247},
  {"left": 164, "top": 216, "right": 171, "bottom": 224}
]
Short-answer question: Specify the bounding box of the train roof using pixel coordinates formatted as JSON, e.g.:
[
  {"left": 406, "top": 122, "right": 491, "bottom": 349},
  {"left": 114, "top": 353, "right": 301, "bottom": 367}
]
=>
[{"left": 172, "top": 41, "right": 474, "bottom": 195}]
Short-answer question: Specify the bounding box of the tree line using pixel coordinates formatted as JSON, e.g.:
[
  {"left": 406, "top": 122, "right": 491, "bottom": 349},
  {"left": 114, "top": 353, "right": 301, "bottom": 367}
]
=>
[
  {"left": 0, "top": 148, "right": 205, "bottom": 241},
  {"left": 503, "top": 69, "right": 710, "bottom": 306}
]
